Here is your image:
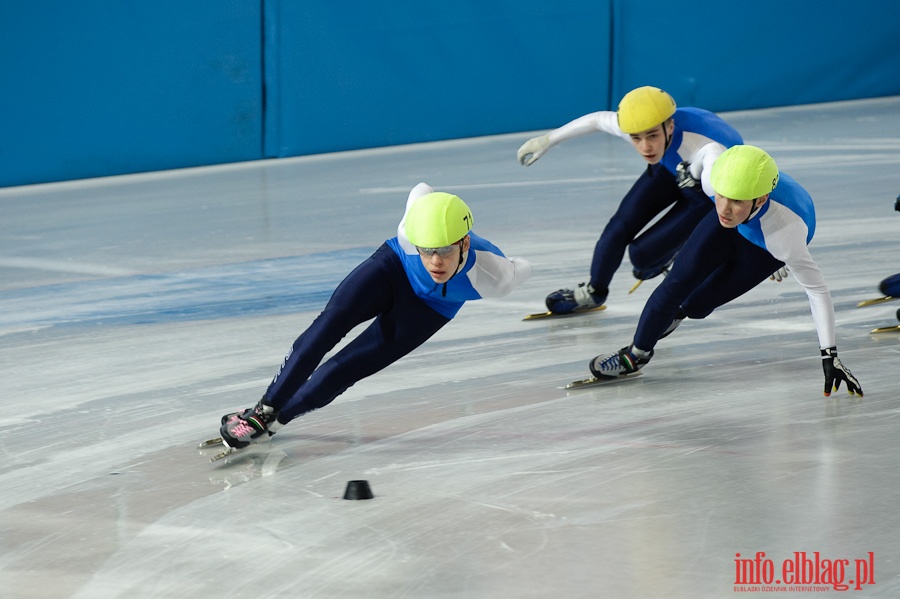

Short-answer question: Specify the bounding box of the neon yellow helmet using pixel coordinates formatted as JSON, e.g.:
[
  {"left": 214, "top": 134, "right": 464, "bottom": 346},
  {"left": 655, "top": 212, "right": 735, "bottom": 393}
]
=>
[
  {"left": 710, "top": 145, "right": 779, "bottom": 200},
  {"left": 405, "top": 192, "right": 473, "bottom": 247},
  {"left": 616, "top": 86, "right": 677, "bottom": 134}
]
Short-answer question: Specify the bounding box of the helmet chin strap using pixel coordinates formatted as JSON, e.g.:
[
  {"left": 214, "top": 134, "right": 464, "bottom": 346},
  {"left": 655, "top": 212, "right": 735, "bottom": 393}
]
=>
[
  {"left": 441, "top": 240, "right": 467, "bottom": 297},
  {"left": 741, "top": 198, "right": 764, "bottom": 225}
]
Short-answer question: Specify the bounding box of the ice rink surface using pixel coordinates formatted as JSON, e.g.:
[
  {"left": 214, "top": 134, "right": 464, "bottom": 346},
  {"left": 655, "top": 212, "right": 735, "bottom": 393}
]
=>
[{"left": 2, "top": 97, "right": 900, "bottom": 598}]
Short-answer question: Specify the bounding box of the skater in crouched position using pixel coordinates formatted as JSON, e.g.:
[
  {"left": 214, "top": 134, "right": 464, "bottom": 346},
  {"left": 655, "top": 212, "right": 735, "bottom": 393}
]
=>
[
  {"left": 590, "top": 145, "right": 862, "bottom": 397},
  {"left": 516, "top": 86, "right": 743, "bottom": 314},
  {"left": 218, "top": 183, "right": 532, "bottom": 449}
]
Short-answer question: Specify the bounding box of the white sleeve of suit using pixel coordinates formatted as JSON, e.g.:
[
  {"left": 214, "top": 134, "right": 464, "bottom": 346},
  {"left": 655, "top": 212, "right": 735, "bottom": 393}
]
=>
[
  {"left": 466, "top": 251, "right": 532, "bottom": 298},
  {"left": 760, "top": 204, "right": 836, "bottom": 349},
  {"left": 686, "top": 142, "right": 727, "bottom": 197},
  {"left": 546, "top": 111, "right": 627, "bottom": 147},
  {"left": 396, "top": 182, "right": 434, "bottom": 253}
]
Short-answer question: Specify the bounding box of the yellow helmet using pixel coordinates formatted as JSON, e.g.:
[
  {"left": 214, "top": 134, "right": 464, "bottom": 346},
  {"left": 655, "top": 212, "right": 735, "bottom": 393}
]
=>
[
  {"left": 405, "top": 192, "right": 473, "bottom": 247},
  {"left": 616, "top": 86, "right": 677, "bottom": 134},
  {"left": 710, "top": 145, "right": 779, "bottom": 200}
]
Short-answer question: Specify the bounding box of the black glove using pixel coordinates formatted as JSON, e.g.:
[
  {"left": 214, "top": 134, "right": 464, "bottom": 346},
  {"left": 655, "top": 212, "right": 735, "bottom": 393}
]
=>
[
  {"left": 894, "top": 194, "right": 899, "bottom": 212},
  {"left": 821, "top": 347, "right": 863, "bottom": 397},
  {"left": 675, "top": 161, "right": 700, "bottom": 189}
]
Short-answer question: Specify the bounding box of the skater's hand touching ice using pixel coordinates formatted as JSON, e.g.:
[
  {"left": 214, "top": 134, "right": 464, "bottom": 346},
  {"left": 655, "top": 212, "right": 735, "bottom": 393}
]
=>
[{"left": 821, "top": 347, "right": 863, "bottom": 397}]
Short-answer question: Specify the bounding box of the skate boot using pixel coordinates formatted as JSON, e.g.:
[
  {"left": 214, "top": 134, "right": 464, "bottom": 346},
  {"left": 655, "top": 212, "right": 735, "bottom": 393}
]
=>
[
  {"left": 545, "top": 283, "right": 607, "bottom": 315},
  {"left": 220, "top": 395, "right": 277, "bottom": 425},
  {"left": 879, "top": 273, "right": 900, "bottom": 298},
  {"left": 220, "top": 399, "right": 282, "bottom": 449},
  {"left": 589, "top": 345, "right": 653, "bottom": 379}
]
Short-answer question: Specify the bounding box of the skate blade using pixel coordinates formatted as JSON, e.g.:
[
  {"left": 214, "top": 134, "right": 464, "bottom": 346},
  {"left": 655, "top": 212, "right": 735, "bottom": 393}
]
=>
[
  {"left": 198, "top": 437, "right": 240, "bottom": 462},
  {"left": 857, "top": 296, "right": 896, "bottom": 308},
  {"left": 523, "top": 305, "right": 606, "bottom": 321},
  {"left": 209, "top": 442, "right": 238, "bottom": 463},
  {"left": 629, "top": 264, "right": 672, "bottom": 295},
  {"left": 871, "top": 325, "right": 900, "bottom": 334},
  {"left": 198, "top": 437, "right": 224, "bottom": 449},
  {"left": 564, "top": 371, "right": 643, "bottom": 390}
]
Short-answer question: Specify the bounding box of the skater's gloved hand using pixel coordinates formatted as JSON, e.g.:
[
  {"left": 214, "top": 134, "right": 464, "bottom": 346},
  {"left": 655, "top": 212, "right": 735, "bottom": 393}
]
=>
[
  {"left": 894, "top": 195, "right": 900, "bottom": 212},
  {"left": 821, "top": 347, "right": 863, "bottom": 397},
  {"left": 769, "top": 266, "right": 789, "bottom": 282},
  {"left": 676, "top": 161, "right": 701, "bottom": 189},
  {"left": 517, "top": 135, "right": 551, "bottom": 166}
]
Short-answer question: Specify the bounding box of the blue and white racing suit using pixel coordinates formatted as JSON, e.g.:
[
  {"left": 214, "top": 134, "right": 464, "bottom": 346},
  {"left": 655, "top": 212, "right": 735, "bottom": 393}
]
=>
[
  {"left": 632, "top": 173, "right": 837, "bottom": 352},
  {"left": 265, "top": 183, "right": 531, "bottom": 422},
  {"left": 542, "top": 107, "right": 743, "bottom": 290}
]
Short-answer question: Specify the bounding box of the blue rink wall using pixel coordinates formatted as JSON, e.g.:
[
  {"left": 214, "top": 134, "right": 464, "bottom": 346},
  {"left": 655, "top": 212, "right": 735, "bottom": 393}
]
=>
[{"left": 2, "top": 0, "right": 899, "bottom": 187}]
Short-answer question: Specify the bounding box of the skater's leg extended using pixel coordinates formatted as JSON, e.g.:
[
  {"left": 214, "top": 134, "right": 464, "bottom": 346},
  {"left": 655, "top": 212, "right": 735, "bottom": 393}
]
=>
[
  {"left": 265, "top": 245, "right": 398, "bottom": 408},
  {"left": 632, "top": 213, "right": 782, "bottom": 351},
  {"left": 277, "top": 291, "right": 450, "bottom": 422},
  {"left": 219, "top": 244, "right": 398, "bottom": 449},
  {"left": 547, "top": 165, "right": 681, "bottom": 314},
  {"left": 590, "top": 164, "right": 681, "bottom": 289}
]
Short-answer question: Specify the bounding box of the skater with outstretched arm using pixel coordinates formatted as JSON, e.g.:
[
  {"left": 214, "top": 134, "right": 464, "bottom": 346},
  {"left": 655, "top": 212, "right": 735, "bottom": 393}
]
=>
[
  {"left": 588, "top": 145, "right": 862, "bottom": 397},
  {"left": 516, "top": 86, "right": 743, "bottom": 314},
  {"left": 215, "top": 183, "right": 532, "bottom": 453}
]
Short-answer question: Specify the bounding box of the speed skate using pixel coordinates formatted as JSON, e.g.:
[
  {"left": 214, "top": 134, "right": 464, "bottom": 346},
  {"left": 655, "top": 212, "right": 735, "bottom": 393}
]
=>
[
  {"left": 198, "top": 437, "right": 241, "bottom": 463},
  {"left": 856, "top": 296, "right": 896, "bottom": 308},
  {"left": 870, "top": 324, "right": 900, "bottom": 334},
  {"left": 857, "top": 296, "right": 900, "bottom": 333},
  {"left": 523, "top": 304, "right": 606, "bottom": 321},
  {"left": 564, "top": 371, "right": 643, "bottom": 390}
]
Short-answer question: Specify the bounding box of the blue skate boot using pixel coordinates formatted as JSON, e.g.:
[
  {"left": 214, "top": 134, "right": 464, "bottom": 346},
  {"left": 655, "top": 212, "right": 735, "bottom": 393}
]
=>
[
  {"left": 879, "top": 273, "right": 900, "bottom": 298},
  {"left": 545, "top": 283, "right": 608, "bottom": 315}
]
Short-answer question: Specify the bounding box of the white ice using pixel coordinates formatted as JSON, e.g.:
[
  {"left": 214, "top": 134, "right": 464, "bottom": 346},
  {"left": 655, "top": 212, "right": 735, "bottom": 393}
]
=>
[{"left": 2, "top": 97, "right": 900, "bottom": 598}]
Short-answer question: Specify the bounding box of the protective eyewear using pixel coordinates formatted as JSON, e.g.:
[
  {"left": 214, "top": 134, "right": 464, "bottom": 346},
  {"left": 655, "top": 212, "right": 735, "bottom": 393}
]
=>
[{"left": 416, "top": 243, "right": 458, "bottom": 257}]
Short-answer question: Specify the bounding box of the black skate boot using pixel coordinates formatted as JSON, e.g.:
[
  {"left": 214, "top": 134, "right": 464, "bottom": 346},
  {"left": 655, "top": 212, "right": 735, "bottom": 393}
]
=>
[{"left": 220, "top": 399, "right": 281, "bottom": 449}]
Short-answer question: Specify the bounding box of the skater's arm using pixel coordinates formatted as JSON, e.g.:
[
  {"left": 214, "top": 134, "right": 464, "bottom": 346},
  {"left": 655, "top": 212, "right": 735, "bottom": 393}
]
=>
[
  {"left": 397, "top": 182, "right": 435, "bottom": 253},
  {"left": 467, "top": 251, "right": 532, "bottom": 298},
  {"left": 547, "top": 111, "right": 624, "bottom": 145},
  {"left": 768, "top": 219, "right": 862, "bottom": 395},
  {"left": 677, "top": 141, "right": 728, "bottom": 197},
  {"left": 786, "top": 247, "right": 836, "bottom": 350},
  {"left": 518, "top": 112, "right": 622, "bottom": 166},
  {"left": 763, "top": 210, "right": 836, "bottom": 349}
]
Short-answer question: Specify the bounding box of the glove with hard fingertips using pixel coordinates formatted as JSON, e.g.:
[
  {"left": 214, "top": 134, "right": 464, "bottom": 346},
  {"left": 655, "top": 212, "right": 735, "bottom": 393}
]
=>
[
  {"left": 517, "top": 134, "right": 550, "bottom": 166},
  {"left": 821, "top": 346, "right": 863, "bottom": 397}
]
